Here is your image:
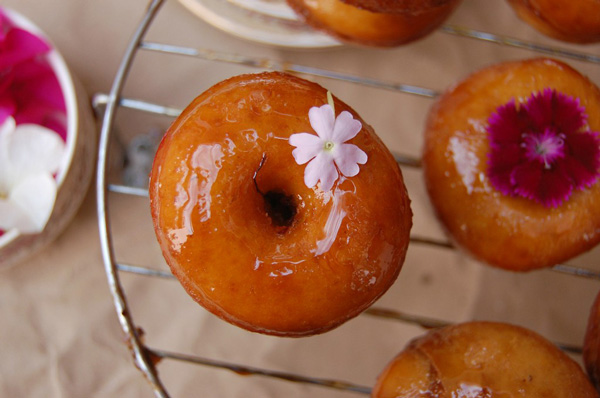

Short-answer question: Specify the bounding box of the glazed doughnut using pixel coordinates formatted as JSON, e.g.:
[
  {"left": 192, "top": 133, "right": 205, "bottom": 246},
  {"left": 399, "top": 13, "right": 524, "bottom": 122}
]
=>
[
  {"left": 150, "top": 72, "right": 412, "bottom": 337},
  {"left": 584, "top": 289, "right": 600, "bottom": 390},
  {"left": 340, "top": 0, "right": 456, "bottom": 14},
  {"left": 507, "top": 0, "right": 600, "bottom": 44},
  {"left": 373, "top": 321, "right": 598, "bottom": 398},
  {"left": 286, "top": 0, "right": 461, "bottom": 47},
  {"left": 423, "top": 58, "right": 600, "bottom": 271}
]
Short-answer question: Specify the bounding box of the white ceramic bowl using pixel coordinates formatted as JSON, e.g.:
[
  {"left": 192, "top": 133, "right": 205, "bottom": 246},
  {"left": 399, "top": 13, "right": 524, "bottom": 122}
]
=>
[{"left": 0, "top": 8, "right": 97, "bottom": 269}]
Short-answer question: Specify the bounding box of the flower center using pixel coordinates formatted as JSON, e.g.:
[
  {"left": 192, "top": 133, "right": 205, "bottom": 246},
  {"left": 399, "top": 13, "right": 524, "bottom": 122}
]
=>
[
  {"left": 323, "top": 140, "right": 335, "bottom": 152},
  {"left": 522, "top": 128, "right": 566, "bottom": 168}
]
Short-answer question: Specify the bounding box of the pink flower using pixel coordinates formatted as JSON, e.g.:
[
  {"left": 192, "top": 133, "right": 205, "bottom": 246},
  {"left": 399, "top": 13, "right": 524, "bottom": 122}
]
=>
[
  {"left": 0, "top": 9, "right": 66, "bottom": 140},
  {"left": 289, "top": 104, "right": 368, "bottom": 191},
  {"left": 487, "top": 88, "right": 600, "bottom": 207},
  {"left": 0, "top": 12, "right": 50, "bottom": 69}
]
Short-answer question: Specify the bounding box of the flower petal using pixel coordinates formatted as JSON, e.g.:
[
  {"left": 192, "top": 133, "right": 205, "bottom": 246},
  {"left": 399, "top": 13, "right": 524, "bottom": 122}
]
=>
[
  {"left": 289, "top": 132, "right": 322, "bottom": 164},
  {"left": 0, "top": 74, "right": 16, "bottom": 126},
  {"left": 487, "top": 142, "right": 522, "bottom": 195},
  {"left": 0, "top": 198, "right": 33, "bottom": 233},
  {"left": 304, "top": 152, "right": 338, "bottom": 191},
  {"left": 511, "top": 162, "right": 573, "bottom": 207},
  {"left": 334, "top": 143, "right": 368, "bottom": 177},
  {"left": 308, "top": 104, "right": 335, "bottom": 140},
  {"left": 561, "top": 156, "right": 598, "bottom": 190},
  {"left": 0, "top": 97, "right": 16, "bottom": 126},
  {"left": 4, "top": 123, "right": 65, "bottom": 188},
  {"left": 524, "top": 89, "right": 587, "bottom": 134},
  {"left": 510, "top": 161, "right": 541, "bottom": 201},
  {"left": 0, "top": 116, "right": 16, "bottom": 192},
  {"left": 3, "top": 173, "right": 57, "bottom": 233},
  {"left": 0, "top": 11, "right": 11, "bottom": 41},
  {"left": 331, "top": 111, "right": 362, "bottom": 143},
  {"left": 524, "top": 89, "right": 555, "bottom": 132},
  {"left": 487, "top": 99, "right": 528, "bottom": 145},
  {"left": 19, "top": 108, "right": 67, "bottom": 142},
  {"left": 0, "top": 27, "right": 51, "bottom": 69},
  {"left": 552, "top": 91, "right": 588, "bottom": 133},
  {"left": 12, "top": 61, "right": 66, "bottom": 113},
  {"left": 564, "top": 130, "right": 600, "bottom": 185}
]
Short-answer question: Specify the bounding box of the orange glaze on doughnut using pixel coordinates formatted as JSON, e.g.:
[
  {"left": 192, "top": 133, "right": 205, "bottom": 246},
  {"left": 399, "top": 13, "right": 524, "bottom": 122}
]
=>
[
  {"left": 150, "top": 72, "right": 412, "bottom": 336},
  {"left": 423, "top": 58, "right": 600, "bottom": 271},
  {"left": 507, "top": 0, "right": 600, "bottom": 44},
  {"left": 340, "top": 0, "right": 457, "bottom": 14},
  {"left": 286, "top": 0, "right": 461, "bottom": 47},
  {"left": 373, "top": 322, "right": 599, "bottom": 398}
]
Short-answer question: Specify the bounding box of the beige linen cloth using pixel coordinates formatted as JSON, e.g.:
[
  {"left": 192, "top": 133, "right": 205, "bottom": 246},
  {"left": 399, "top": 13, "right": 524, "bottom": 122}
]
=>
[{"left": 1, "top": 0, "right": 599, "bottom": 397}]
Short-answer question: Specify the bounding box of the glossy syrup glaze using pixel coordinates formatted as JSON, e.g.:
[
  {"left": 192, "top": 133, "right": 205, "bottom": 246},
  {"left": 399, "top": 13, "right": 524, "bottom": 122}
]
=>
[
  {"left": 373, "top": 322, "right": 599, "bottom": 398},
  {"left": 150, "top": 72, "right": 412, "bottom": 336}
]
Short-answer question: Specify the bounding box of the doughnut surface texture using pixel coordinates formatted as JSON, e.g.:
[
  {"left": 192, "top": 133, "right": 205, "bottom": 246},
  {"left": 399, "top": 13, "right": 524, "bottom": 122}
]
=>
[
  {"left": 507, "top": 0, "right": 600, "bottom": 43},
  {"left": 286, "top": 0, "right": 460, "bottom": 47},
  {"left": 373, "top": 322, "right": 599, "bottom": 398},
  {"left": 423, "top": 58, "right": 600, "bottom": 271},
  {"left": 150, "top": 72, "right": 412, "bottom": 337},
  {"left": 340, "top": 0, "right": 456, "bottom": 14}
]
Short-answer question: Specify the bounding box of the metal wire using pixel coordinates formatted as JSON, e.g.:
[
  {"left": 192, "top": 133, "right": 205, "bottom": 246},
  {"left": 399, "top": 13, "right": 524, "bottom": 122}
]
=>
[
  {"left": 95, "top": 0, "right": 169, "bottom": 396},
  {"left": 149, "top": 348, "right": 373, "bottom": 395},
  {"left": 439, "top": 25, "right": 600, "bottom": 64},
  {"left": 139, "top": 41, "right": 442, "bottom": 98},
  {"left": 97, "top": 1, "right": 600, "bottom": 397}
]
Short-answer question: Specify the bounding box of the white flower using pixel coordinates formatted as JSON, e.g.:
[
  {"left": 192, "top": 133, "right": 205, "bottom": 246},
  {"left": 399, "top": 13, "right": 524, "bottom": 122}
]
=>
[
  {"left": 289, "top": 104, "right": 368, "bottom": 191},
  {"left": 0, "top": 117, "right": 65, "bottom": 234}
]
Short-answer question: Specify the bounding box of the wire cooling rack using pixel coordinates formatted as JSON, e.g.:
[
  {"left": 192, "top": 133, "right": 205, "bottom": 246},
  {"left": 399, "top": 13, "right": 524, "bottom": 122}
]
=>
[{"left": 95, "top": 1, "right": 600, "bottom": 397}]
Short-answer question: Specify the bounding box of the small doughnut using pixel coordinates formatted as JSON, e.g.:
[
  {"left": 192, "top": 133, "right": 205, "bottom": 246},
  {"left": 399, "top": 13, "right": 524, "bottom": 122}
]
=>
[
  {"left": 286, "top": 0, "right": 461, "bottom": 47},
  {"left": 507, "top": 0, "right": 600, "bottom": 44},
  {"left": 150, "top": 72, "right": 412, "bottom": 337},
  {"left": 423, "top": 58, "right": 600, "bottom": 271},
  {"left": 373, "top": 321, "right": 598, "bottom": 398}
]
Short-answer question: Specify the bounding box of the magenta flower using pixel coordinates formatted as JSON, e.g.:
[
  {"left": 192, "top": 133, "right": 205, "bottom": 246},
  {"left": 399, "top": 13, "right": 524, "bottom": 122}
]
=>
[
  {"left": 487, "top": 88, "right": 600, "bottom": 207},
  {"left": 0, "top": 9, "right": 66, "bottom": 140}
]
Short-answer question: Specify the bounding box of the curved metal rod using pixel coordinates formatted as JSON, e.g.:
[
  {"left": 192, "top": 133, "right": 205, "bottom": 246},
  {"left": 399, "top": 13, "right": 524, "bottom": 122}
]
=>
[{"left": 95, "top": 0, "right": 169, "bottom": 397}]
